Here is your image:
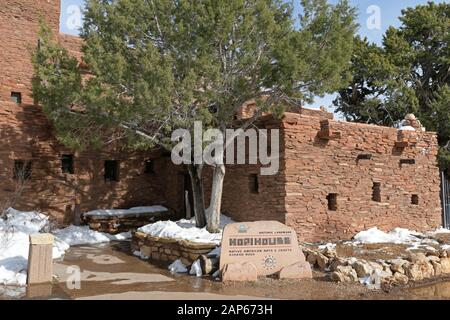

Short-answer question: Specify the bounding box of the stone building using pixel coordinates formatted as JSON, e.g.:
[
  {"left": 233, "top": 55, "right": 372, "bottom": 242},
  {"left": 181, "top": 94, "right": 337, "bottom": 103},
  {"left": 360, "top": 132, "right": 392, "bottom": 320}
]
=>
[{"left": 0, "top": 0, "right": 443, "bottom": 241}]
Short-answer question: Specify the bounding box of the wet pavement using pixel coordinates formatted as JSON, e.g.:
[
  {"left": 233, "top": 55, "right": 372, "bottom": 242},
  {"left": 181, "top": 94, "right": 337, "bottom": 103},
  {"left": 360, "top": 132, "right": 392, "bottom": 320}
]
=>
[{"left": 2, "top": 241, "right": 450, "bottom": 300}]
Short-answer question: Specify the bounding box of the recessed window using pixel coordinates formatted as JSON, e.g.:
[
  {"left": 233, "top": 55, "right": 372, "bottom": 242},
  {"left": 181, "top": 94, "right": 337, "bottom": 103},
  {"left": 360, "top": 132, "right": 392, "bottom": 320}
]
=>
[
  {"left": 327, "top": 193, "right": 338, "bottom": 211},
  {"left": 61, "top": 154, "right": 74, "bottom": 174},
  {"left": 372, "top": 182, "right": 381, "bottom": 202},
  {"left": 104, "top": 160, "right": 119, "bottom": 182},
  {"left": 411, "top": 194, "right": 419, "bottom": 205},
  {"left": 249, "top": 174, "right": 259, "bottom": 194},
  {"left": 357, "top": 154, "right": 372, "bottom": 160},
  {"left": 13, "top": 160, "right": 32, "bottom": 180},
  {"left": 144, "top": 160, "right": 154, "bottom": 174},
  {"left": 400, "top": 159, "right": 415, "bottom": 165},
  {"left": 10, "top": 92, "right": 22, "bottom": 104}
]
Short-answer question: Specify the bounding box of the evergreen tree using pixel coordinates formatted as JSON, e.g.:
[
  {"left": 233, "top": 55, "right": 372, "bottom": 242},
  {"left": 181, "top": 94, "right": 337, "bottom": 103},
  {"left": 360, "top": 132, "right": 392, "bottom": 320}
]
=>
[
  {"left": 334, "top": 2, "right": 450, "bottom": 166},
  {"left": 33, "top": 0, "right": 357, "bottom": 231}
]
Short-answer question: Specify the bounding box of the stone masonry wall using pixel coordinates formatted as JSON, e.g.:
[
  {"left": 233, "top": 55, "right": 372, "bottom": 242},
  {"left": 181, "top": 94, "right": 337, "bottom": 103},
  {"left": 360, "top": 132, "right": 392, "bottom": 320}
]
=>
[
  {"left": 202, "top": 117, "right": 287, "bottom": 224},
  {"left": 282, "top": 113, "right": 442, "bottom": 242},
  {"left": 0, "top": 0, "right": 169, "bottom": 222}
]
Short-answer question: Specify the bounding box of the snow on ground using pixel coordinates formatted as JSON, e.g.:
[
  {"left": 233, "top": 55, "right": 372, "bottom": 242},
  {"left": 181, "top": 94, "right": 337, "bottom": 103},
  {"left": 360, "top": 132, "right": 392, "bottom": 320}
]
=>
[
  {"left": 84, "top": 205, "right": 168, "bottom": 217},
  {"left": 0, "top": 208, "right": 132, "bottom": 288},
  {"left": 168, "top": 259, "right": 188, "bottom": 273},
  {"left": 353, "top": 227, "right": 424, "bottom": 244},
  {"left": 53, "top": 225, "right": 112, "bottom": 246},
  {"left": 189, "top": 259, "right": 202, "bottom": 277},
  {"left": 0, "top": 208, "right": 60, "bottom": 286},
  {"left": 350, "top": 226, "right": 447, "bottom": 252},
  {"left": 138, "top": 214, "right": 234, "bottom": 245}
]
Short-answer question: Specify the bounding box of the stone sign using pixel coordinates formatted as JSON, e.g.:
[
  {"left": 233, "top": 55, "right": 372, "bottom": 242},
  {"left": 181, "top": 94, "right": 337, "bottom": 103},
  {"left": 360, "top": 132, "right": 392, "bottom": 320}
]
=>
[{"left": 219, "top": 221, "right": 311, "bottom": 278}]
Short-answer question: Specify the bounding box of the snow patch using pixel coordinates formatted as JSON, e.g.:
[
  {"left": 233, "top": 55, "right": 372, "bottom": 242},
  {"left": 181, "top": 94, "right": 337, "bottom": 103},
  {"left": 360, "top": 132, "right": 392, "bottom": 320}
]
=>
[
  {"left": 138, "top": 214, "right": 234, "bottom": 245},
  {"left": 133, "top": 250, "right": 148, "bottom": 260},
  {"left": 168, "top": 259, "right": 188, "bottom": 273},
  {"left": 53, "top": 225, "right": 111, "bottom": 246},
  {"left": 189, "top": 259, "right": 202, "bottom": 277},
  {"left": 0, "top": 208, "right": 67, "bottom": 286},
  {"left": 84, "top": 205, "right": 168, "bottom": 217},
  {"left": 353, "top": 227, "right": 423, "bottom": 244}
]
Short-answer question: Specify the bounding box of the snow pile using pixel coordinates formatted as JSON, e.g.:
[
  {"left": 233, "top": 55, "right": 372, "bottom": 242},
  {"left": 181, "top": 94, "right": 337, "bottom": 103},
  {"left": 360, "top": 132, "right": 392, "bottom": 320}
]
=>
[
  {"left": 0, "top": 208, "right": 49, "bottom": 234},
  {"left": 0, "top": 208, "right": 134, "bottom": 288},
  {"left": 84, "top": 205, "right": 168, "bottom": 217},
  {"left": 138, "top": 214, "right": 234, "bottom": 245},
  {"left": 168, "top": 259, "right": 188, "bottom": 273},
  {"left": 133, "top": 250, "right": 149, "bottom": 260},
  {"left": 0, "top": 208, "right": 68, "bottom": 286},
  {"left": 53, "top": 226, "right": 132, "bottom": 246},
  {"left": 189, "top": 259, "right": 202, "bottom": 277},
  {"left": 53, "top": 225, "right": 111, "bottom": 246},
  {"left": 353, "top": 227, "right": 423, "bottom": 244}
]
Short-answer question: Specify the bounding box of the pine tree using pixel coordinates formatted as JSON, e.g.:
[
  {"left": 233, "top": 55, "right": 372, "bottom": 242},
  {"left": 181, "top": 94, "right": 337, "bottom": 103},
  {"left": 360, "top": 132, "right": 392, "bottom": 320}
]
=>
[{"left": 33, "top": 0, "right": 357, "bottom": 231}]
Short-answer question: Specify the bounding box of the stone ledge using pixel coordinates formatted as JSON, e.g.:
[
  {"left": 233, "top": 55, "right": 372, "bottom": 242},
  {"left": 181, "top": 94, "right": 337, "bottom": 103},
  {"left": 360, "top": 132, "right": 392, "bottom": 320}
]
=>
[
  {"left": 132, "top": 232, "right": 217, "bottom": 265},
  {"left": 83, "top": 209, "right": 174, "bottom": 234}
]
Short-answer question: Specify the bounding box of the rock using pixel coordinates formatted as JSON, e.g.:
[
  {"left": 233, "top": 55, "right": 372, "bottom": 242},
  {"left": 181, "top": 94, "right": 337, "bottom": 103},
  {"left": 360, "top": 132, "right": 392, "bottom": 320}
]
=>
[
  {"left": 440, "top": 258, "right": 450, "bottom": 274},
  {"left": 408, "top": 252, "right": 428, "bottom": 263},
  {"left": 278, "top": 261, "right": 313, "bottom": 280},
  {"left": 380, "top": 262, "right": 393, "bottom": 276},
  {"left": 329, "top": 257, "right": 347, "bottom": 271},
  {"left": 367, "top": 261, "right": 383, "bottom": 271},
  {"left": 404, "top": 261, "right": 434, "bottom": 281},
  {"left": 393, "top": 272, "right": 409, "bottom": 285},
  {"left": 369, "top": 269, "right": 393, "bottom": 290},
  {"left": 316, "top": 253, "right": 329, "bottom": 271},
  {"left": 306, "top": 251, "right": 318, "bottom": 266},
  {"left": 388, "top": 259, "right": 408, "bottom": 274},
  {"left": 428, "top": 255, "right": 440, "bottom": 263},
  {"left": 431, "top": 261, "right": 442, "bottom": 276},
  {"left": 140, "top": 245, "right": 152, "bottom": 258},
  {"left": 330, "top": 271, "right": 345, "bottom": 282},
  {"left": 322, "top": 246, "right": 337, "bottom": 259},
  {"left": 353, "top": 260, "right": 372, "bottom": 277},
  {"left": 380, "top": 277, "right": 395, "bottom": 292},
  {"left": 199, "top": 255, "right": 219, "bottom": 275},
  {"left": 335, "top": 265, "right": 358, "bottom": 282},
  {"left": 221, "top": 262, "right": 258, "bottom": 282},
  {"left": 439, "top": 249, "right": 448, "bottom": 258}
]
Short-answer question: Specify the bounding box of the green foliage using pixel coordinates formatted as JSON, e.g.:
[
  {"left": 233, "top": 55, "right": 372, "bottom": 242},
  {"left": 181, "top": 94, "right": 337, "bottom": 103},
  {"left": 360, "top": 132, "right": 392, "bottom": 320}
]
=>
[
  {"left": 334, "top": 36, "right": 417, "bottom": 125},
  {"left": 334, "top": 2, "right": 450, "bottom": 167},
  {"left": 33, "top": 0, "right": 357, "bottom": 152}
]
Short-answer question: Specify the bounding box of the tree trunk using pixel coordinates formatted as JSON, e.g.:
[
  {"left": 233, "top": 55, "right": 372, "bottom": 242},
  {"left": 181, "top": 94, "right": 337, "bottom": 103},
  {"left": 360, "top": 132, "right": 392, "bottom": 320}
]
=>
[
  {"left": 206, "top": 163, "right": 225, "bottom": 233},
  {"left": 187, "top": 164, "right": 207, "bottom": 228}
]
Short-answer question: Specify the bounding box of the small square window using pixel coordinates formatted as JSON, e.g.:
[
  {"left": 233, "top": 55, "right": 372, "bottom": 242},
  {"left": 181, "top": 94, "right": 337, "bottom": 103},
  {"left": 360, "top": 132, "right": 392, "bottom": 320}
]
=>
[
  {"left": 61, "top": 154, "right": 74, "bottom": 174},
  {"left": 249, "top": 174, "right": 259, "bottom": 194},
  {"left": 327, "top": 193, "right": 338, "bottom": 211},
  {"left": 411, "top": 194, "right": 419, "bottom": 205},
  {"left": 144, "top": 160, "right": 154, "bottom": 174},
  {"left": 13, "top": 160, "right": 32, "bottom": 180},
  {"left": 372, "top": 182, "right": 381, "bottom": 202},
  {"left": 104, "top": 160, "right": 119, "bottom": 182},
  {"left": 11, "top": 92, "right": 22, "bottom": 104}
]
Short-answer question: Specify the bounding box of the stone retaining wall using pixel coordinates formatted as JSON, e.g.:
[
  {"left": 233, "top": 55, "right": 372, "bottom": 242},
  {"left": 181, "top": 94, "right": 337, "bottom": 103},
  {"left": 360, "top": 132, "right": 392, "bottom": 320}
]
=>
[
  {"left": 83, "top": 210, "right": 173, "bottom": 234},
  {"left": 132, "top": 232, "right": 217, "bottom": 265}
]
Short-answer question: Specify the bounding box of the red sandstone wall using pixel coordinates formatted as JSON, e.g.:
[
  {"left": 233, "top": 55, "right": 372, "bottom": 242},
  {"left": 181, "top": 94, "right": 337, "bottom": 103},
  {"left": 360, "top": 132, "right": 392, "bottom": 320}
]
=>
[
  {"left": 0, "top": 0, "right": 167, "bottom": 222},
  {"left": 202, "top": 118, "right": 288, "bottom": 224},
  {"left": 282, "top": 113, "right": 442, "bottom": 242}
]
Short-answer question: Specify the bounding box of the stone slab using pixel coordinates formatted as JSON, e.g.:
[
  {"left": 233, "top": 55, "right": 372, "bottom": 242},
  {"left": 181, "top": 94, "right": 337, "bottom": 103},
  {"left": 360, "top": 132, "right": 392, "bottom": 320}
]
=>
[{"left": 220, "top": 221, "right": 306, "bottom": 276}]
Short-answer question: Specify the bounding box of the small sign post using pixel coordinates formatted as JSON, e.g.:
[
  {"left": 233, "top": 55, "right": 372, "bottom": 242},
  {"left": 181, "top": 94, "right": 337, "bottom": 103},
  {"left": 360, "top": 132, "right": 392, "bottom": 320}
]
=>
[{"left": 27, "top": 233, "right": 54, "bottom": 284}]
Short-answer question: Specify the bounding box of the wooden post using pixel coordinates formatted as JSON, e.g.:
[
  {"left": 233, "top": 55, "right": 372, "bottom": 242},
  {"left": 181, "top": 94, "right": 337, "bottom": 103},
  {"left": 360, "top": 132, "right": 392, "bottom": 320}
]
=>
[{"left": 27, "top": 234, "right": 54, "bottom": 284}]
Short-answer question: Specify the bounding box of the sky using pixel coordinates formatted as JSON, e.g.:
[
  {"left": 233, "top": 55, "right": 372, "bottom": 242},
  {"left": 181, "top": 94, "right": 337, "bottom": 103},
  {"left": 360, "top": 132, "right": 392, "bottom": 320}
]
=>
[{"left": 59, "top": 0, "right": 449, "bottom": 113}]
